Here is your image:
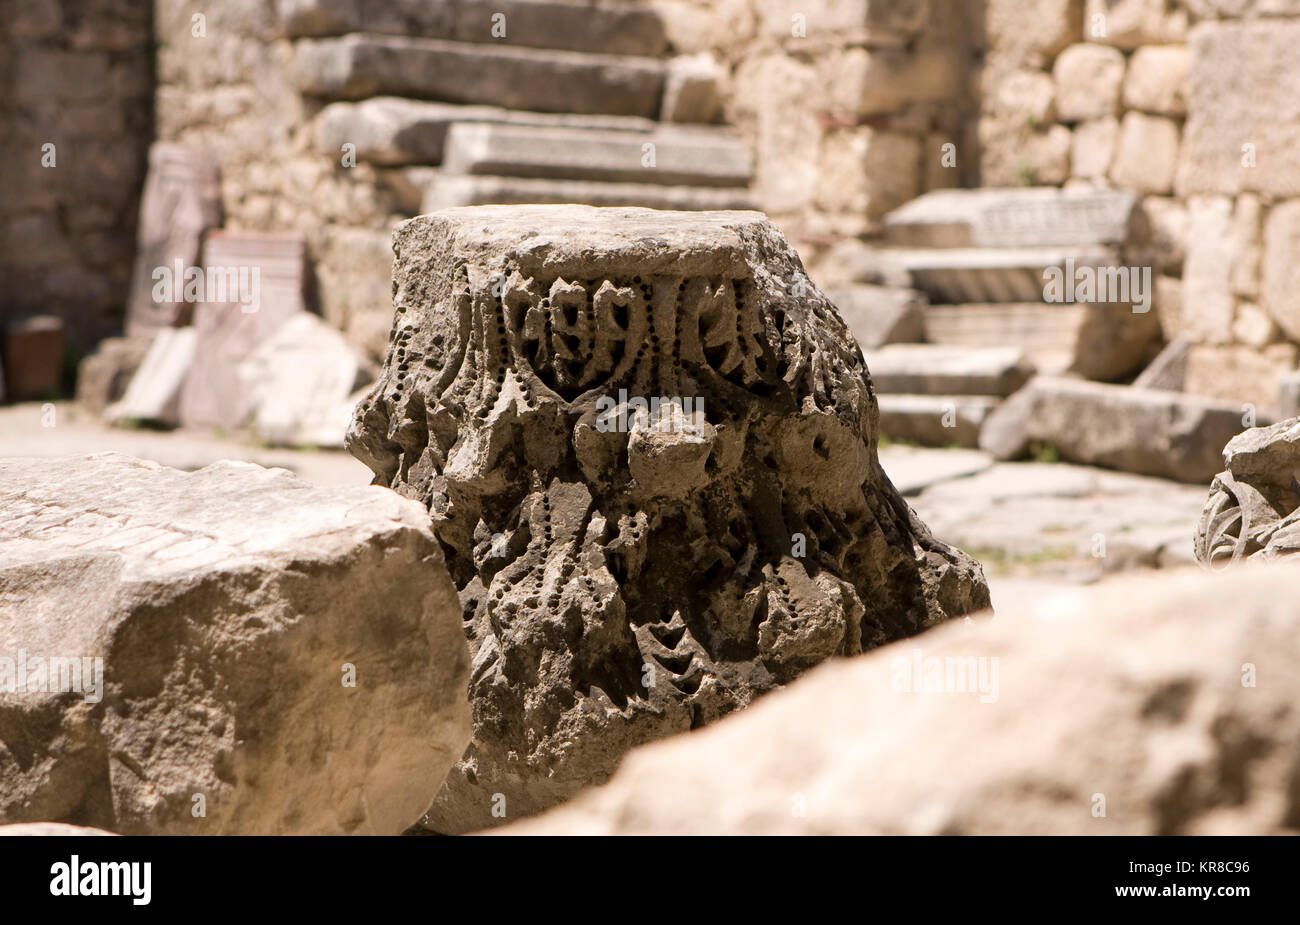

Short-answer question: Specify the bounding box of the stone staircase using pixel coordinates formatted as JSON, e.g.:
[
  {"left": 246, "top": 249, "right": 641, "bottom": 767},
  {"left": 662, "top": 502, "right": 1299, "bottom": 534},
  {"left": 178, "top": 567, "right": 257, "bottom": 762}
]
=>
[
  {"left": 285, "top": 0, "right": 755, "bottom": 213},
  {"left": 832, "top": 187, "right": 1163, "bottom": 447}
]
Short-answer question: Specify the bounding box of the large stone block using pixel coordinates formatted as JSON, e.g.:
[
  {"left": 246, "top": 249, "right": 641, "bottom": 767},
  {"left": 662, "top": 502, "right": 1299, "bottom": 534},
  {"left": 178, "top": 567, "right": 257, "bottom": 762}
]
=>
[
  {"left": 1123, "top": 45, "right": 1189, "bottom": 116},
  {"left": 1084, "top": 0, "right": 1188, "bottom": 49},
  {"left": 347, "top": 205, "right": 990, "bottom": 832},
  {"left": 0, "top": 454, "right": 469, "bottom": 834},
  {"left": 1052, "top": 43, "right": 1126, "bottom": 122},
  {"left": 863, "top": 344, "right": 1033, "bottom": 397},
  {"left": 979, "top": 376, "right": 1249, "bottom": 482},
  {"left": 1109, "top": 112, "right": 1180, "bottom": 195},
  {"left": 106, "top": 327, "right": 197, "bottom": 427},
  {"left": 124, "top": 143, "right": 222, "bottom": 339},
  {"left": 1178, "top": 22, "right": 1300, "bottom": 197},
  {"left": 1181, "top": 195, "right": 1235, "bottom": 344},
  {"left": 1184, "top": 343, "right": 1297, "bottom": 417},
  {"left": 75, "top": 337, "right": 150, "bottom": 415},
  {"left": 824, "top": 284, "right": 925, "bottom": 349},
  {"left": 293, "top": 35, "right": 665, "bottom": 117},
  {"left": 1262, "top": 198, "right": 1300, "bottom": 342},
  {"left": 982, "top": 0, "right": 1084, "bottom": 66}
]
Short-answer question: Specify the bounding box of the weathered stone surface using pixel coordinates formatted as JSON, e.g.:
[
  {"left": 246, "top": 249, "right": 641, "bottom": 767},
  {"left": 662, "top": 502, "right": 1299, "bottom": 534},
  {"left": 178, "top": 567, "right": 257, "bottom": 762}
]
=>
[
  {"left": 420, "top": 172, "right": 756, "bottom": 214},
  {"left": 75, "top": 338, "right": 150, "bottom": 415},
  {"left": 1070, "top": 117, "right": 1117, "bottom": 180},
  {"left": 237, "top": 313, "right": 370, "bottom": 448},
  {"left": 824, "top": 284, "right": 925, "bottom": 349},
  {"left": 1109, "top": 112, "right": 1179, "bottom": 195},
  {"left": 347, "top": 205, "right": 990, "bottom": 833},
  {"left": 1182, "top": 195, "right": 1235, "bottom": 344},
  {"left": 1279, "top": 372, "right": 1300, "bottom": 420},
  {"left": 1178, "top": 22, "right": 1300, "bottom": 197},
  {"left": 2, "top": 316, "right": 65, "bottom": 401},
  {"left": 924, "top": 302, "right": 1158, "bottom": 382},
  {"left": 178, "top": 232, "right": 307, "bottom": 432},
  {"left": 1183, "top": 343, "right": 1297, "bottom": 416},
  {"left": 504, "top": 563, "right": 1300, "bottom": 835},
  {"left": 1052, "top": 44, "right": 1125, "bottom": 122},
  {"left": 441, "top": 122, "right": 752, "bottom": 188},
  {"left": 1123, "top": 45, "right": 1189, "bottom": 116},
  {"left": 293, "top": 35, "right": 665, "bottom": 117},
  {"left": 755, "top": 0, "right": 932, "bottom": 41},
  {"left": 106, "top": 327, "right": 196, "bottom": 428},
  {"left": 864, "top": 344, "right": 1033, "bottom": 397},
  {"left": 883, "top": 187, "right": 1137, "bottom": 249},
  {"left": 814, "top": 128, "right": 920, "bottom": 228},
  {"left": 280, "top": 0, "right": 670, "bottom": 56},
  {"left": 0, "top": 454, "right": 470, "bottom": 834},
  {"left": 1195, "top": 417, "right": 1300, "bottom": 566},
  {"left": 979, "top": 376, "right": 1249, "bottom": 483},
  {"left": 1132, "top": 195, "right": 1188, "bottom": 275},
  {"left": 982, "top": 0, "right": 1083, "bottom": 67},
  {"left": 125, "top": 143, "right": 222, "bottom": 339},
  {"left": 877, "top": 394, "right": 999, "bottom": 448},
  {"left": 891, "top": 245, "right": 1120, "bottom": 304}
]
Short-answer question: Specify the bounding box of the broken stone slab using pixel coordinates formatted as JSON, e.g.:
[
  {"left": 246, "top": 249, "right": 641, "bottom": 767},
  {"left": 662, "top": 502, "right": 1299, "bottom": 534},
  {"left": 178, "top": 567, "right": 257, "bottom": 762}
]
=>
[
  {"left": 877, "top": 445, "right": 995, "bottom": 497},
  {"left": 347, "top": 204, "right": 991, "bottom": 833},
  {"left": 2, "top": 316, "right": 65, "bottom": 401},
  {"left": 237, "top": 313, "right": 371, "bottom": 449},
  {"left": 293, "top": 35, "right": 665, "bottom": 117},
  {"left": 75, "top": 337, "right": 150, "bottom": 415},
  {"left": 1132, "top": 335, "right": 1191, "bottom": 391},
  {"left": 314, "top": 98, "right": 656, "bottom": 167},
  {"left": 105, "top": 327, "right": 196, "bottom": 427},
  {"left": 883, "top": 187, "right": 1139, "bottom": 249},
  {"left": 279, "top": 0, "right": 669, "bottom": 57},
  {"left": 862, "top": 344, "right": 1034, "bottom": 397},
  {"left": 889, "top": 245, "right": 1122, "bottom": 303},
  {"left": 0, "top": 453, "right": 469, "bottom": 835},
  {"left": 440, "top": 122, "right": 752, "bottom": 188},
  {"left": 1194, "top": 416, "right": 1300, "bottom": 567},
  {"left": 923, "top": 302, "right": 1160, "bottom": 382},
  {"left": 419, "top": 172, "right": 757, "bottom": 213},
  {"left": 824, "top": 284, "right": 925, "bottom": 349},
  {"left": 177, "top": 232, "right": 308, "bottom": 432},
  {"left": 124, "top": 142, "right": 222, "bottom": 339},
  {"left": 877, "top": 394, "right": 1000, "bottom": 448},
  {"left": 979, "top": 376, "right": 1250, "bottom": 483},
  {"left": 500, "top": 563, "right": 1300, "bottom": 835}
]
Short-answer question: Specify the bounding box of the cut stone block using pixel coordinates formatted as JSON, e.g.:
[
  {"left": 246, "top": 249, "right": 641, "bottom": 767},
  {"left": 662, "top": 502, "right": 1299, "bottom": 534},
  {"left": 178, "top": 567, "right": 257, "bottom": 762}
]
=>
[
  {"left": 883, "top": 187, "right": 1138, "bottom": 249},
  {"left": 877, "top": 394, "right": 1000, "bottom": 448},
  {"left": 106, "top": 327, "right": 197, "bottom": 427},
  {"left": 2, "top": 316, "right": 65, "bottom": 401},
  {"left": 441, "top": 122, "right": 752, "bottom": 188},
  {"left": 125, "top": 143, "right": 222, "bottom": 339},
  {"left": 1052, "top": 43, "right": 1125, "bottom": 121},
  {"left": 280, "top": 0, "right": 669, "bottom": 57},
  {"left": 862, "top": 344, "right": 1034, "bottom": 397},
  {"left": 347, "top": 204, "right": 991, "bottom": 833},
  {"left": 178, "top": 232, "right": 308, "bottom": 432},
  {"left": 0, "top": 453, "right": 470, "bottom": 834},
  {"left": 1132, "top": 335, "right": 1190, "bottom": 391},
  {"left": 420, "top": 172, "right": 756, "bottom": 213},
  {"left": 315, "top": 98, "right": 655, "bottom": 167},
  {"left": 824, "top": 284, "right": 925, "bottom": 350},
  {"left": 888, "top": 245, "right": 1119, "bottom": 304},
  {"left": 293, "top": 35, "right": 665, "bottom": 117},
  {"left": 237, "top": 313, "right": 369, "bottom": 449},
  {"left": 979, "top": 376, "right": 1249, "bottom": 483},
  {"left": 660, "top": 53, "right": 723, "bottom": 123},
  {"left": 75, "top": 337, "right": 150, "bottom": 415}
]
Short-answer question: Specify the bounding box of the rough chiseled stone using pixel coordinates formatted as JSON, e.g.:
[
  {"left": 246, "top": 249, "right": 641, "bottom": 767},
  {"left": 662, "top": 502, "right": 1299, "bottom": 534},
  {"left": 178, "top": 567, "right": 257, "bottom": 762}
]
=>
[
  {"left": 347, "top": 205, "right": 990, "bottom": 833},
  {"left": 0, "top": 454, "right": 470, "bottom": 835}
]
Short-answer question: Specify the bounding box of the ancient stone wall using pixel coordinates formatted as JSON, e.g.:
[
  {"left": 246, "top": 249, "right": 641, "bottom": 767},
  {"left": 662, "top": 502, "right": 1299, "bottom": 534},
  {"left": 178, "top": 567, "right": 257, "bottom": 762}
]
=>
[{"left": 0, "top": 0, "right": 154, "bottom": 354}]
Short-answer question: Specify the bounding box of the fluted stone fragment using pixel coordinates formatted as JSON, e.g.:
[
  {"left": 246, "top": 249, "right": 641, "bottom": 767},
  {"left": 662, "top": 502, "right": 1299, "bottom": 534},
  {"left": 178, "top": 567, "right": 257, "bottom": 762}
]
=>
[{"left": 348, "top": 205, "right": 991, "bottom": 833}]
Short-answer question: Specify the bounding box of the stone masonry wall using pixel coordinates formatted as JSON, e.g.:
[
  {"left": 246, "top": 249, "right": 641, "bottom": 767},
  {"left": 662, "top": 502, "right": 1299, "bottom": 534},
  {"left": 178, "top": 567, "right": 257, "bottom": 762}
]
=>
[{"left": 0, "top": 0, "right": 154, "bottom": 355}]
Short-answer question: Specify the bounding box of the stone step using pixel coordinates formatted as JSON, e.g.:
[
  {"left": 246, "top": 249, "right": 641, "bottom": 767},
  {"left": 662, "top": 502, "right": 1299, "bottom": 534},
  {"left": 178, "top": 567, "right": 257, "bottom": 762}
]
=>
[
  {"left": 441, "top": 121, "right": 752, "bottom": 187},
  {"left": 887, "top": 246, "right": 1120, "bottom": 303},
  {"left": 863, "top": 344, "right": 1035, "bottom": 398},
  {"left": 293, "top": 35, "right": 665, "bottom": 117},
  {"left": 877, "top": 394, "right": 1001, "bottom": 448},
  {"left": 281, "top": 0, "right": 669, "bottom": 58},
  {"left": 923, "top": 302, "right": 1160, "bottom": 382},
  {"left": 884, "top": 187, "right": 1138, "bottom": 249},
  {"left": 417, "top": 171, "right": 757, "bottom": 213},
  {"left": 825, "top": 284, "right": 925, "bottom": 351},
  {"left": 315, "top": 97, "right": 657, "bottom": 166}
]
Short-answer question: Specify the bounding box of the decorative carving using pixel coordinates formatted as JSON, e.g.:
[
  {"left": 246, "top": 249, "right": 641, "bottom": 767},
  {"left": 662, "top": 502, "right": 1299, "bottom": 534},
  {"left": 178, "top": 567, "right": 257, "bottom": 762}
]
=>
[{"left": 1196, "top": 418, "right": 1300, "bottom": 567}]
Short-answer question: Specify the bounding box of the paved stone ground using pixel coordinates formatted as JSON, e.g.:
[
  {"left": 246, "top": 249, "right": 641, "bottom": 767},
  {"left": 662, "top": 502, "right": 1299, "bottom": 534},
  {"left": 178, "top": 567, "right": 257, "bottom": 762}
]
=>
[{"left": 0, "top": 403, "right": 1210, "bottom": 609}]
